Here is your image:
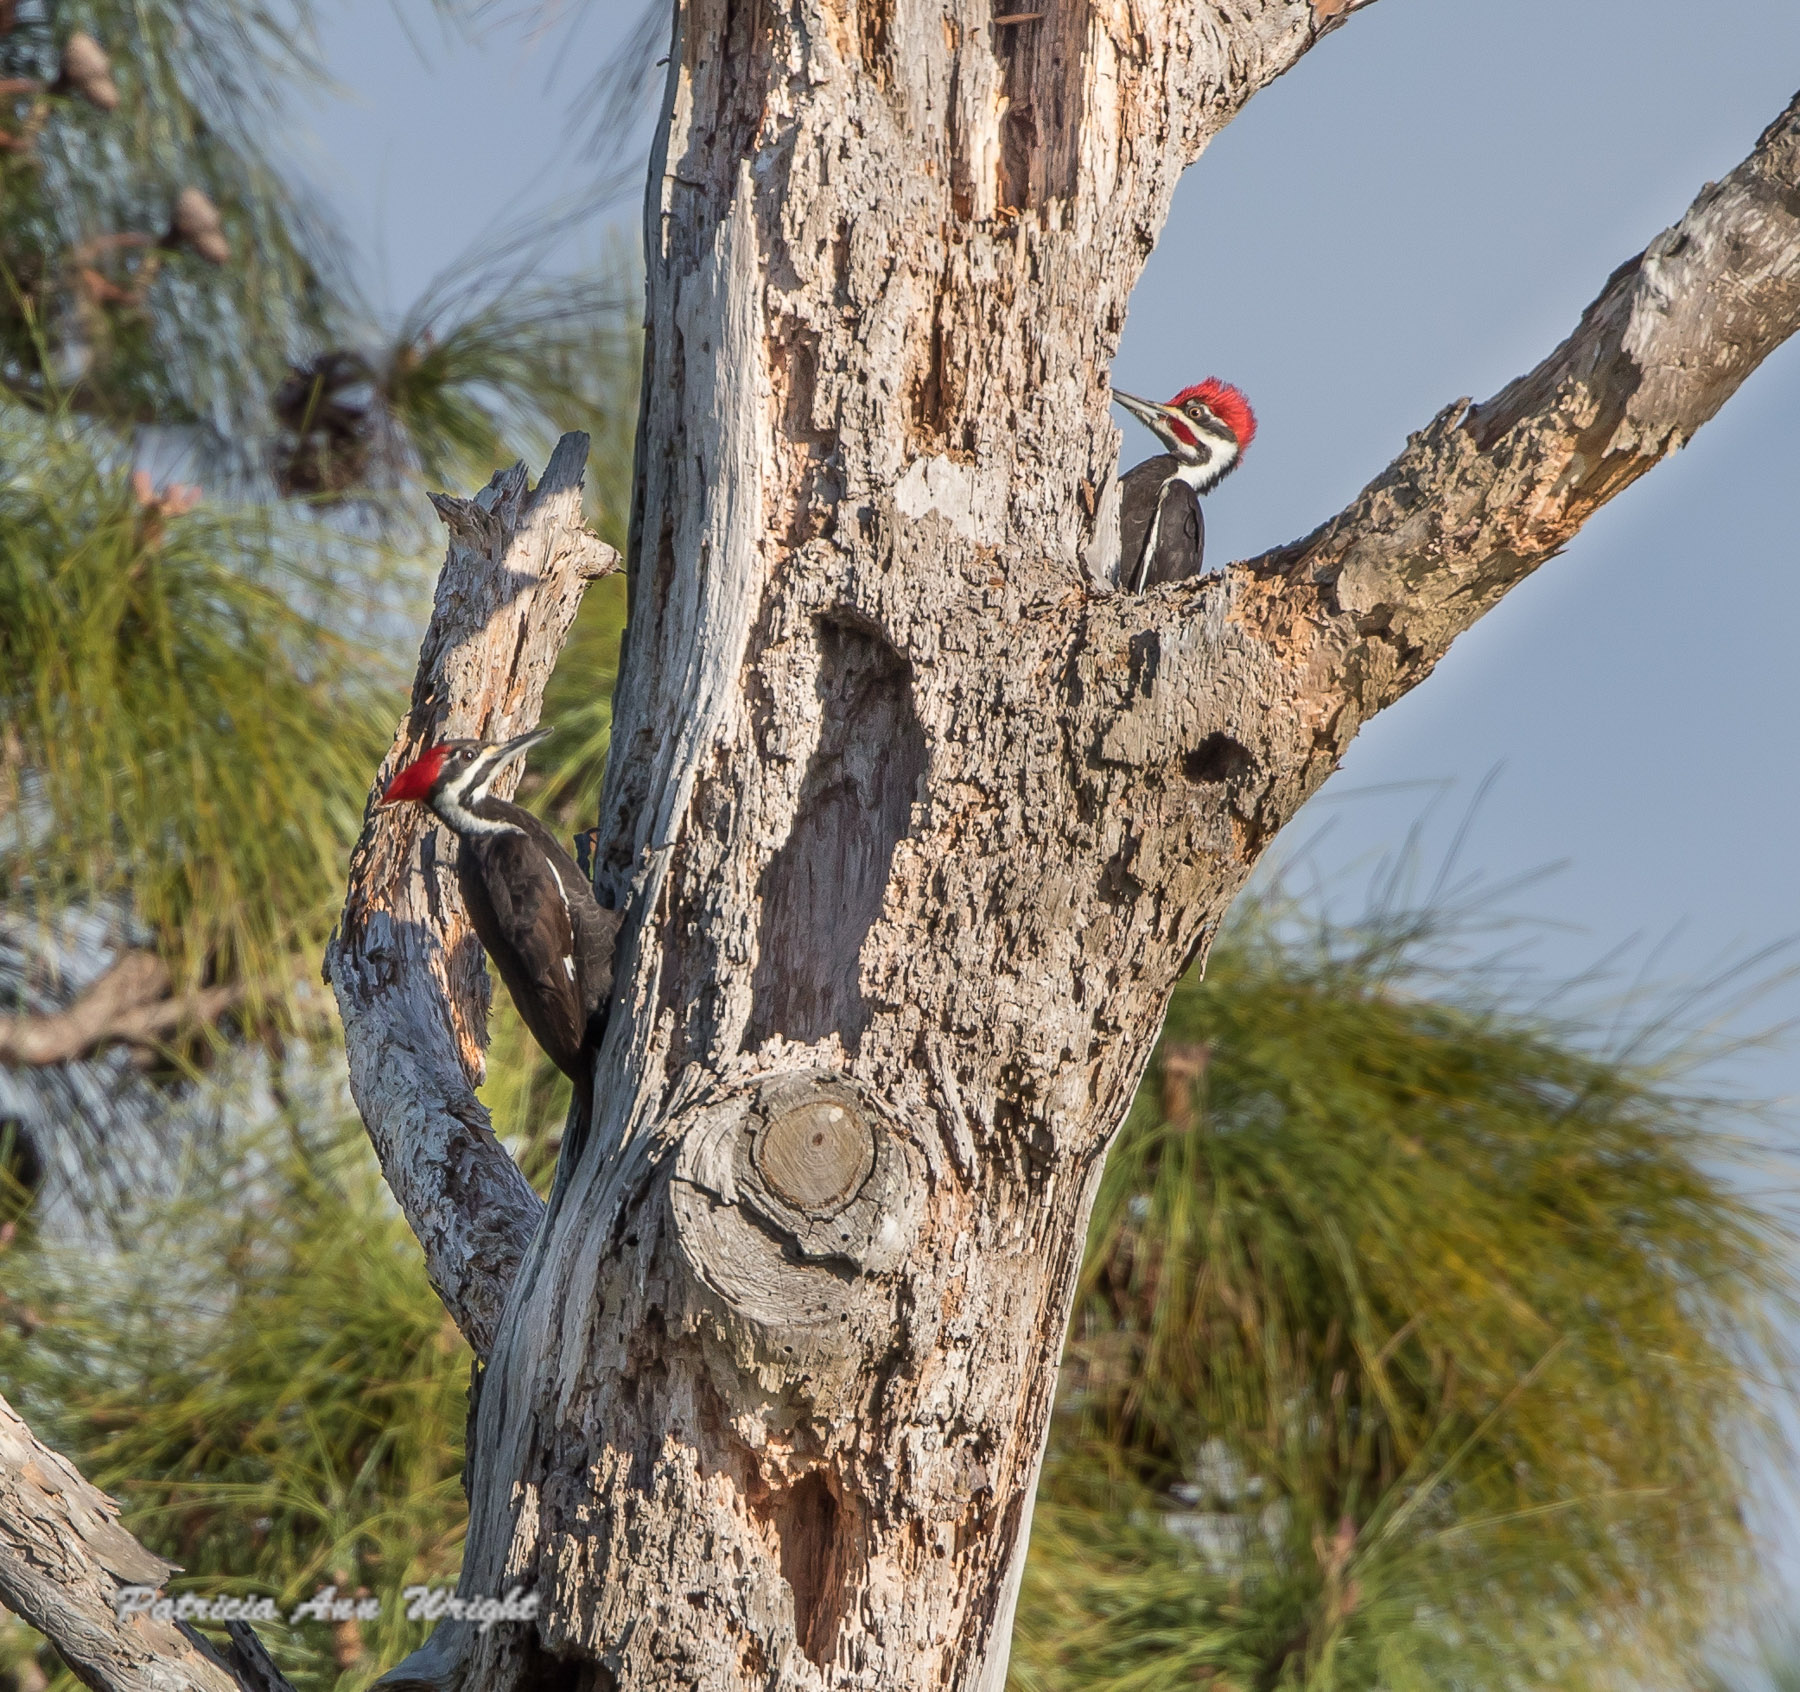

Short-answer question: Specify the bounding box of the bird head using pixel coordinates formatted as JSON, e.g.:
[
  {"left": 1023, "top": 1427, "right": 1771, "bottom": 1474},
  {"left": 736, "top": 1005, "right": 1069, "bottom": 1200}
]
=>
[
  {"left": 1112, "top": 378, "right": 1256, "bottom": 489},
  {"left": 378, "top": 726, "right": 553, "bottom": 813}
]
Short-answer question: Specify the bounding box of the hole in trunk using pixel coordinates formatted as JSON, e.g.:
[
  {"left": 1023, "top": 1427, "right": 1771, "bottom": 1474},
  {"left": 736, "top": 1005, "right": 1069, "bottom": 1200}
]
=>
[
  {"left": 515, "top": 1633, "right": 597, "bottom": 1692},
  {"left": 746, "top": 618, "right": 926, "bottom": 1052},
  {"left": 1183, "top": 732, "right": 1254, "bottom": 785},
  {"left": 776, "top": 1470, "right": 853, "bottom": 1669}
]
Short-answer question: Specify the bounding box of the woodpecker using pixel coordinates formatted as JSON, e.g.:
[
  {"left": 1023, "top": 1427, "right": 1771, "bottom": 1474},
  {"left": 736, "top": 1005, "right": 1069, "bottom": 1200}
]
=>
[
  {"left": 379, "top": 728, "right": 620, "bottom": 1082},
  {"left": 1111, "top": 379, "right": 1256, "bottom": 592}
]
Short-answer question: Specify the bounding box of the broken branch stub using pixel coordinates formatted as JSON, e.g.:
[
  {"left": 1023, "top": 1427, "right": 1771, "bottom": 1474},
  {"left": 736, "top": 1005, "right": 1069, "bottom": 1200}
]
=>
[
  {"left": 751, "top": 1081, "right": 875, "bottom": 1217},
  {"left": 668, "top": 1070, "right": 925, "bottom": 1394},
  {"left": 0, "top": 1390, "right": 291, "bottom": 1692},
  {"left": 388, "top": 18, "right": 1800, "bottom": 1692},
  {"left": 325, "top": 433, "right": 619, "bottom": 1358}
]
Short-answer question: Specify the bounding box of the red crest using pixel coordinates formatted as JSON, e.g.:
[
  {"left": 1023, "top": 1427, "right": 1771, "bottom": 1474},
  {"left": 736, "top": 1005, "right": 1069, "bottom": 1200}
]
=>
[
  {"left": 379, "top": 745, "right": 450, "bottom": 807},
  {"left": 1167, "top": 378, "right": 1257, "bottom": 452}
]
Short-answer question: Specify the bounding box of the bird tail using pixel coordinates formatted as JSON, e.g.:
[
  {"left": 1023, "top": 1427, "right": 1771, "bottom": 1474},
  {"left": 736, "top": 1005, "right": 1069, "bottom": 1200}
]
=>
[{"left": 557, "top": 1058, "right": 596, "bottom": 1188}]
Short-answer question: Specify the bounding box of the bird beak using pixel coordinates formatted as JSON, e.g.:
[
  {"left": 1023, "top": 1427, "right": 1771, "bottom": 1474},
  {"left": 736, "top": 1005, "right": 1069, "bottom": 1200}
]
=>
[
  {"left": 492, "top": 724, "right": 554, "bottom": 773},
  {"left": 1111, "top": 387, "right": 1188, "bottom": 450}
]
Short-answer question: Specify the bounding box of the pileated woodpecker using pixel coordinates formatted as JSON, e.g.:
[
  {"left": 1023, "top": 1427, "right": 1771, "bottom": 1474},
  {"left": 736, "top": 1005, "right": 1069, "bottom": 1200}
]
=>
[
  {"left": 1111, "top": 378, "right": 1256, "bottom": 592},
  {"left": 379, "top": 728, "right": 619, "bottom": 1082}
]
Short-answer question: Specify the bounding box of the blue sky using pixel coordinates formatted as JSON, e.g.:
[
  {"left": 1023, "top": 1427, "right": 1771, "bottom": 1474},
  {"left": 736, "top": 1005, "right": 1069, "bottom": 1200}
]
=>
[
  {"left": 298, "top": 0, "right": 1800, "bottom": 1594},
  {"left": 302, "top": 0, "right": 1800, "bottom": 1091}
]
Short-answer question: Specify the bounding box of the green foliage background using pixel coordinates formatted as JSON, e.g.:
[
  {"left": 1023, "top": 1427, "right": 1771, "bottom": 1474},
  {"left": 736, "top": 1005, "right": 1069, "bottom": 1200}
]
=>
[
  {"left": 0, "top": 0, "right": 639, "bottom": 1013},
  {"left": 2, "top": 890, "right": 1793, "bottom": 1690},
  {"left": 1013, "top": 912, "right": 1792, "bottom": 1692},
  {"left": 0, "top": 412, "right": 395, "bottom": 991},
  {"left": 0, "top": 4, "right": 1796, "bottom": 1691}
]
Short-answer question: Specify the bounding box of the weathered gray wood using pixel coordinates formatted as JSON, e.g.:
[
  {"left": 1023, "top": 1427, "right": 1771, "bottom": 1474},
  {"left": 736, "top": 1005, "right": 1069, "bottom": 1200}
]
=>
[
  {"left": 350, "top": 14, "right": 1800, "bottom": 1692},
  {"left": 212, "top": 1623, "right": 297, "bottom": 1692},
  {"left": 1203, "top": 91, "right": 1800, "bottom": 817},
  {"left": 0, "top": 1391, "right": 279, "bottom": 1692},
  {"left": 754, "top": 1091, "right": 870, "bottom": 1214},
  {"left": 324, "top": 433, "right": 619, "bottom": 1358}
]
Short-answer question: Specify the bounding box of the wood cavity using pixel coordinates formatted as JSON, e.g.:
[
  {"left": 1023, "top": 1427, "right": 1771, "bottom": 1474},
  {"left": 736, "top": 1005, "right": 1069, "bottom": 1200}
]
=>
[
  {"left": 907, "top": 304, "right": 950, "bottom": 447},
  {"left": 1182, "top": 733, "right": 1254, "bottom": 786},
  {"left": 776, "top": 1470, "right": 857, "bottom": 1668},
  {"left": 746, "top": 620, "right": 927, "bottom": 1052},
  {"left": 859, "top": 0, "right": 894, "bottom": 84},
  {"left": 993, "top": 1, "right": 1089, "bottom": 213},
  {"left": 771, "top": 319, "right": 841, "bottom": 545}
]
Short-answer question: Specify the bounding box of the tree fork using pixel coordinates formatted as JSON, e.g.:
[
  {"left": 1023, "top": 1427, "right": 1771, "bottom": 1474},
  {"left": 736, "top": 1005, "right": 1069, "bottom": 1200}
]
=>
[{"left": 336, "top": 8, "right": 1799, "bottom": 1691}]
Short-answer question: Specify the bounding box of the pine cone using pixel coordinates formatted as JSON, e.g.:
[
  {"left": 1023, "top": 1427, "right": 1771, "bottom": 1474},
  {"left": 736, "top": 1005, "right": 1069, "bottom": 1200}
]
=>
[
  {"left": 167, "top": 187, "right": 230, "bottom": 265},
  {"left": 53, "top": 33, "right": 119, "bottom": 111}
]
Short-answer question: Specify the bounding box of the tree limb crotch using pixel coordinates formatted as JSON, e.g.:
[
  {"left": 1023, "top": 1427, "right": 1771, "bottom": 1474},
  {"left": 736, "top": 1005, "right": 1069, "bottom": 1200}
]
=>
[
  {"left": 348, "top": 4, "right": 1800, "bottom": 1686},
  {"left": 324, "top": 433, "right": 619, "bottom": 1359},
  {"left": 1088, "top": 87, "right": 1800, "bottom": 894},
  {"left": 1242, "top": 86, "right": 1800, "bottom": 779}
]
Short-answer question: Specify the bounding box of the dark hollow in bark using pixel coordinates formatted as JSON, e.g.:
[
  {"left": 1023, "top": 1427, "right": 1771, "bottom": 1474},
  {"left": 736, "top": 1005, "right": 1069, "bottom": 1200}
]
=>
[
  {"left": 747, "top": 619, "right": 928, "bottom": 1052},
  {"left": 768, "top": 1468, "right": 858, "bottom": 1669},
  {"left": 321, "top": 15, "right": 1800, "bottom": 1689}
]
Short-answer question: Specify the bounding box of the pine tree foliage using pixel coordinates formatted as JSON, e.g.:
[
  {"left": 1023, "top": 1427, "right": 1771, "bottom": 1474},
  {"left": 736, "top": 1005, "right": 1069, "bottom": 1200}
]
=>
[
  {"left": 0, "top": 411, "right": 396, "bottom": 993},
  {"left": 1, "top": 1, "right": 643, "bottom": 488},
  {"left": 0, "top": 1084, "right": 471, "bottom": 1689},
  {"left": 0, "top": 0, "right": 641, "bottom": 1044},
  {"left": 372, "top": 237, "right": 640, "bottom": 497},
  {"left": 0, "top": 892, "right": 1789, "bottom": 1689},
  {"left": 0, "top": 0, "right": 336, "bottom": 445},
  {"left": 1010, "top": 899, "right": 1796, "bottom": 1692}
]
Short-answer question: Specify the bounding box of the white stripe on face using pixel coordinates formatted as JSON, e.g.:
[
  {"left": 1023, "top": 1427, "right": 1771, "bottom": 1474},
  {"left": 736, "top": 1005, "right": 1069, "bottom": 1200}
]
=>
[
  {"left": 1171, "top": 433, "right": 1239, "bottom": 491},
  {"left": 458, "top": 744, "right": 518, "bottom": 806},
  {"left": 433, "top": 744, "right": 525, "bottom": 836}
]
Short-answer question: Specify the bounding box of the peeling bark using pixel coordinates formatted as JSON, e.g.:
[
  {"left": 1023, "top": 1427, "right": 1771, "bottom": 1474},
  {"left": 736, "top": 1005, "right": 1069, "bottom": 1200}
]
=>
[
  {"left": 1229, "top": 90, "right": 1800, "bottom": 772},
  {"left": 0, "top": 1391, "right": 294, "bottom": 1692},
  {"left": 331, "top": 10, "right": 1800, "bottom": 1692},
  {"left": 325, "top": 434, "right": 619, "bottom": 1358}
]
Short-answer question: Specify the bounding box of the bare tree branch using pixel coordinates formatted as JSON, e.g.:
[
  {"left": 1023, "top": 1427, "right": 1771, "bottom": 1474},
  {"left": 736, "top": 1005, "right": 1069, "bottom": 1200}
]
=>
[
  {"left": 1085, "top": 88, "right": 1800, "bottom": 888},
  {"left": 0, "top": 952, "right": 239, "bottom": 1067},
  {"left": 203, "top": 1622, "right": 300, "bottom": 1692},
  {"left": 351, "top": 17, "right": 1797, "bottom": 1692},
  {"left": 1236, "top": 87, "right": 1800, "bottom": 780},
  {"left": 0, "top": 1390, "right": 293, "bottom": 1692},
  {"left": 324, "top": 433, "right": 619, "bottom": 1359}
]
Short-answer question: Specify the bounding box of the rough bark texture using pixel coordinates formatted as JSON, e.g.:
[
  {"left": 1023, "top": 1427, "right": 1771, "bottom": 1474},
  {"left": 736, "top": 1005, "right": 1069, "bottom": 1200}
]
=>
[
  {"left": 325, "top": 433, "right": 618, "bottom": 1357},
  {"left": 1235, "top": 92, "right": 1800, "bottom": 752},
  {"left": 0, "top": 1391, "right": 294, "bottom": 1692},
  {"left": 353, "top": 19, "right": 1800, "bottom": 1692}
]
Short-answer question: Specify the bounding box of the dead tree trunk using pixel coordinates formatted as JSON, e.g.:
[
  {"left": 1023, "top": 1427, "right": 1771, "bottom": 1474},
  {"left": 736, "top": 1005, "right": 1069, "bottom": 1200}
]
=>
[{"left": 326, "top": 9, "right": 1800, "bottom": 1692}]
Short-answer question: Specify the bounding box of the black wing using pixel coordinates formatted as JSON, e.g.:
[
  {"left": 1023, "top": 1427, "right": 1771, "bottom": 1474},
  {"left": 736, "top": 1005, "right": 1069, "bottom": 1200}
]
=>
[
  {"left": 515, "top": 812, "right": 622, "bottom": 1052},
  {"left": 461, "top": 829, "right": 587, "bottom": 1077},
  {"left": 1117, "top": 454, "right": 1179, "bottom": 590},
  {"left": 567, "top": 878, "right": 622, "bottom": 1051},
  {"left": 1139, "top": 480, "right": 1204, "bottom": 589}
]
